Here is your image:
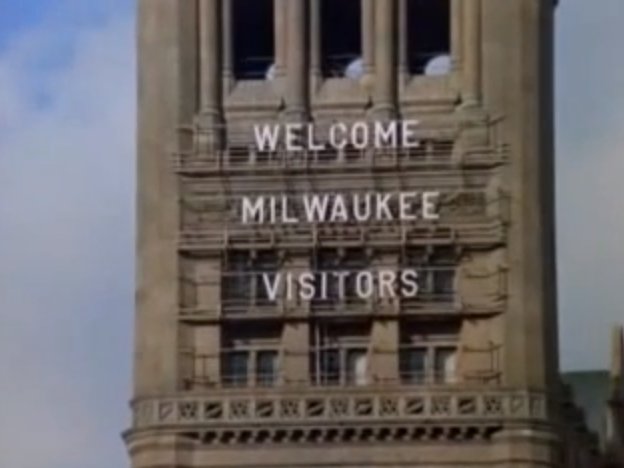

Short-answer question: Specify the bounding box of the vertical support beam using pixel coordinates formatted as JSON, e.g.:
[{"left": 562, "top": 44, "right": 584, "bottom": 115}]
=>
[
  {"left": 362, "top": 0, "right": 375, "bottom": 80},
  {"left": 310, "top": 0, "right": 321, "bottom": 89},
  {"left": 222, "top": 0, "right": 234, "bottom": 91},
  {"left": 135, "top": 0, "right": 198, "bottom": 395},
  {"left": 198, "top": 0, "right": 223, "bottom": 148},
  {"left": 286, "top": 0, "right": 308, "bottom": 120},
  {"left": 462, "top": 0, "right": 482, "bottom": 106},
  {"left": 274, "top": 0, "right": 287, "bottom": 78},
  {"left": 398, "top": 0, "right": 408, "bottom": 80},
  {"left": 492, "top": 0, "right": 559, "bottom": 392},
  {"left": 373, "top": 0, "right": 397, "bottom": 118},
  {"left": 451, "top": 0, "right": 463, "bottom": 74}
]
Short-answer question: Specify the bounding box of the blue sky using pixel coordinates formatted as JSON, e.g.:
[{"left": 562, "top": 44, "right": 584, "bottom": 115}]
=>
[{"left": 0, "top": 1, "right": 623, "bottom": 468}]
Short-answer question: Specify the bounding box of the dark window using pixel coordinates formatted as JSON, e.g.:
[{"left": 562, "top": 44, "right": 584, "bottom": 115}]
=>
[
  {"left": 222, "top": 251, "right": 251, "bottom": 308},
  {"left": 399, "top": 347, "right": 427, "bottom": 383},
  {"left": 407, "top": 0, "right": 451, "bottom": 75},
  {"left": 318, "top": 348, "right": 341, "bottom": 385},
  {"left": 399, "top": 320, "right": 459, "bottom": 384},
  {"left": 402, "top": 247, "right": 456, "bottom": 301},
  {"left": 222, "top": 250, "right": 279, "bottom": 312},
  {"left": 431, "top": 247, "right": 456, "bottom": 297},
  {"left": 257, "top": 350, "right": 279, "bottom": 386},
  {"left": 222, "top": 351, "right": 249, "bottom": 387},
  {"left": 314, "top": 249, "right": 340, "bottom": 306},
  {"left": 255, "top": 251, "right": 279, "bottom": 305},
  {"left": 233, "top": 0, "right": 275, "bottom": 80},
  {"left": 321, "top": 0, "right": 362, "bottom": 77}
]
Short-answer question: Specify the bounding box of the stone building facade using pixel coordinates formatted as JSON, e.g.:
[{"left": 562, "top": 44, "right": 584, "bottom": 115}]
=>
[{"left": 122, "top": 1, "right": 595, "bottom": 467}]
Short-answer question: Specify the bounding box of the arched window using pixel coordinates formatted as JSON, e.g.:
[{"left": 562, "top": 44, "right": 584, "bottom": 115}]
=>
[
  {"left": 232, "top": 0, "right": 275, "bottom": 80},
  {"left": 320, "top": 0, "right": 362, "bottom": 78},
  {"left": 406, "top": 0, "right": 451, "bottom": 75}
]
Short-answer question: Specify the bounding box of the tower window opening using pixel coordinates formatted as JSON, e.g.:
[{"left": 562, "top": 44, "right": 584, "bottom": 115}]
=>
[
  {"left": 221, "top": 323, "right": 282, "bottom": 387},
  {"left": 310, "top": 322, "right": 371, "bottom": 386},
  {"left": 399, "top": 320, "right": 459, "bottom": 384},
  {"left": 221, "top": 250, "right": 279, "bottom": 313},
  {"left": 232, "top": 0, "right": 275, "bottom": 80},
  {"left": 407, "top": 0, "right": 451, "bottom": 75},
  {"left": 321, "top": 0, "right": 362, "bottom": 78}
]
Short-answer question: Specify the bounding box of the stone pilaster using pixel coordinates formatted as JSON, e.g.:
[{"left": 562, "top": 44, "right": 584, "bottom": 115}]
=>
[
  {"left": 286, "top": 0, "right": 308, "bottom": 121},
  {"left": 198, "top": 0, "right": 223, "bottom": 149},
  {"left": 462, "top": 0, "right": 482, "bottom": 107},
  {"left": 362, "top": 0, "right": 375, "bottom": 86},
  {"left": 373, "top": 0, "right": 397, "bottom": 119}
]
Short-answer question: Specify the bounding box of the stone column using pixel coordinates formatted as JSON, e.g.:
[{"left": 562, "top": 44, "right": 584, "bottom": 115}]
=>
[
  {"left": 310, "top": 0, "right": 321, "bottom": 89},
  {"left": 362, "top": 0, "right": 375, "bottom": 82},
  {"left": 451, "top": 0, "right": 463, "bottom": 73},
  {"left": 274, "top": 0, "right": 287, "bottom": 78},
  {"left": 398, "top": 0, "right": 408, "bottom": 79},
  {"left": 222, "top": 0, "right": 234, "bottom": 90},
  {"left": 462, "top": 0, "right": 482, "bottom": 107},
  {"left": 286, "top": 0, "right": 308, "bottom": 120},
  {"left": 373, "top": 0, "right": 396, "bottom": 118},
  {"left": 198, "top": 0, "right": 223, "bottom": 149}
]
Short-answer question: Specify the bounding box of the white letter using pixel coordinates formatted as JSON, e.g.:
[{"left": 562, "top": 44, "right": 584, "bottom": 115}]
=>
[
  {"left": 329, "top": 123, "right": 348, "bottom": 150},
  {"left": 422, "top": 191, "right": 440, "bottom": 220},
  {"left": 282, "top": 196, "right": 298, "bottom": 224},
  {"left": 304, "top": 194, "right": 330, "bottom": 222},
  {"left": 242, "top": 196, "right": 265, "bottom": 224},
  {"left": 401, "top": 120, "right": 420, "bottom": 148},
  {"left": 254, "top": 125, "right": 280, "bottom": 151},
  {"left": 334, "top": 271, "right": 350, "bottom": 300},
  {"left": 378, "top": 270, "right": 397, "bottom": 298},
  {"left": 299, "top": 272, "right": 316, "bottom": 300},
  {"left": 286, "top": 271, "right": 294, "bottom": 300},
  {"left": 330, "top": 194, "right": 349, "bottom": 222},
  {"left": 285, "top": 123, "right": 303, "bottom": 151},
  {"left": 351, "top": 122, "right": 369, "bottom": 150},
  {"left": 269, "top": 196, "right": 277, "bottom": 224},
  {"left": 399, "top": 192, "right": 418, "bottom": 221},
  {"left": 374, "top": 121, "right": 398, "bottom": 148},
  {"left": 319, "top": 272, "right": 328, "bottom": 300},
  {"left": 307, "top": 124, "right": 325, "bottom": 151},
  {"left": 355, "top": 271, "right": 374, "bottom": 299},
  {"left": 400, "top": 270, "right": 419, "bottom": 298},
  {"left": 262, "top": 273, "right": 281, "bottom": 301},
  {"left": 375, "top": 193, "right": 393, "bottom": 220},
  {"left": 353, "top": 193, "right": 372, "bottom": 222}
]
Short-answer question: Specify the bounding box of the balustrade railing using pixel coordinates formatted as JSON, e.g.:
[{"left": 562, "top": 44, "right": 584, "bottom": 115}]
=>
[{"left": 130, "top": 387, "right": 548, "bottom": 430}]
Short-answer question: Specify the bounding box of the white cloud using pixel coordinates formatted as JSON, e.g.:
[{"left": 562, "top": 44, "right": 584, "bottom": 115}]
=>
[{"left": 0, "top": 13, "right": 134, "bottom": 468}]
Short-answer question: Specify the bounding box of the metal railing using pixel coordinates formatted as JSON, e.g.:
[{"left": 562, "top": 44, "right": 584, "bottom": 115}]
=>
[{"left": 177, "top": 220, "right": 506, "bottom": 251}]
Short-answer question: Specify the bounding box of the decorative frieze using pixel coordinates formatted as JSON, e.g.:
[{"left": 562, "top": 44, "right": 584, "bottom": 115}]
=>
[{"left": 128, "top": 388, "right": 548, "bottom": 445}]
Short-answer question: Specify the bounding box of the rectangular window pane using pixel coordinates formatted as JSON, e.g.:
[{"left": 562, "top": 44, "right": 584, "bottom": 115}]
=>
[
  {"left": 346, "top": 349, "right": 368, "bottom": 386},
  {"left": 400, "top": 348, "right": 427, "bottom": 384},
  {"left": 222, "top": 351, "right": 249, "bottom": 387},
  {"left": 434, "top": 347, "right": 457, "bottom": 383},
  {"left": 256, "top": 350, "right": 278, "bottom": 387},
  {"left": 255, "top": 251, "right": 279, "bottom": 305},
  {"left": 433, "top": 268, "right": 455, "bottom": 296},
  {"left": 222, "top": 251, "right": 251, "bottom": 311},
  {"left": 319, "top": 349, "right": 340, "bottom": 385}
]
